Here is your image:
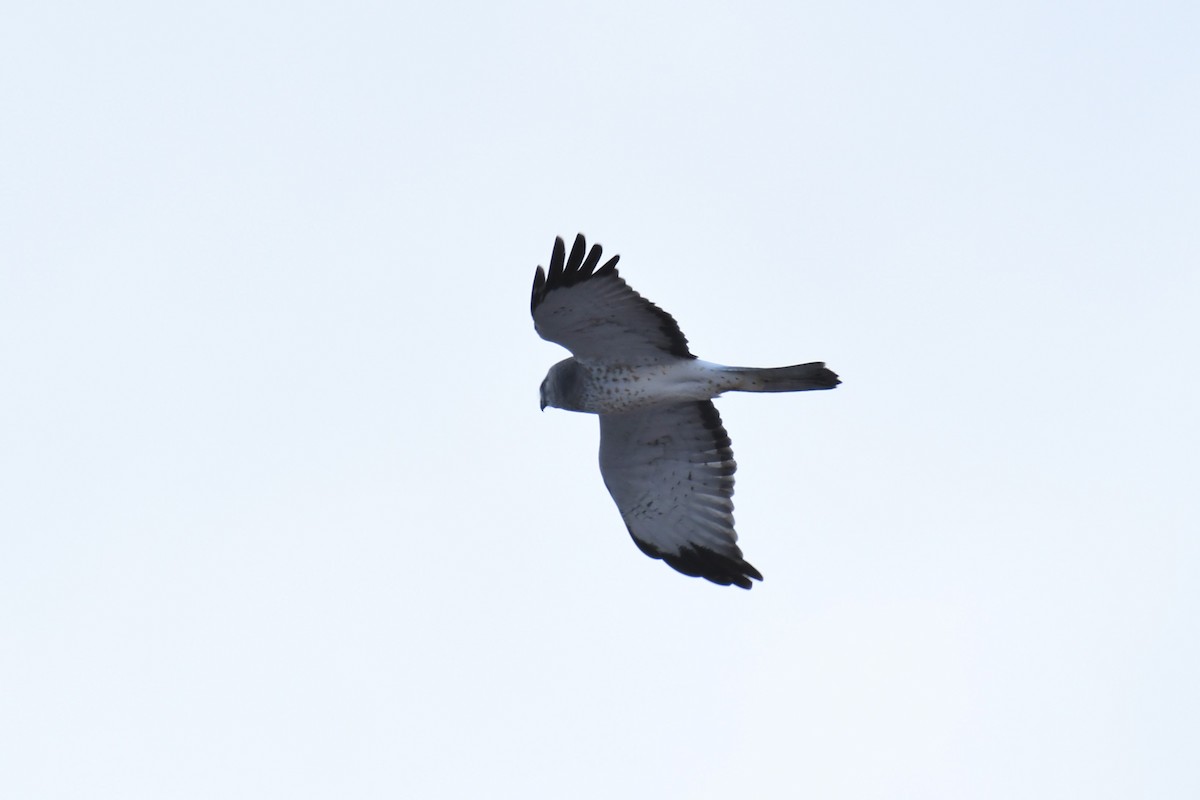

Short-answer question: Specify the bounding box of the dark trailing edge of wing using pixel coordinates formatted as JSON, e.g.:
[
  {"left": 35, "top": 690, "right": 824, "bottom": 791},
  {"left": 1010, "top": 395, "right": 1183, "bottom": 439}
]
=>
[
  {"left": 530, "top": 233, "right": 695, "bottom": 359},
  {"left": 696, "top": 399, "right": 736, "bottom": 480}
]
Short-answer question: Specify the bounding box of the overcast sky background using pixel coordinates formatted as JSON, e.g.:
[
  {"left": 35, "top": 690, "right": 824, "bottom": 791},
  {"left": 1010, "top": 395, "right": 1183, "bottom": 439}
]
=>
[{"left": 2, "top": 2, "right": 1198, "bottom": 798}]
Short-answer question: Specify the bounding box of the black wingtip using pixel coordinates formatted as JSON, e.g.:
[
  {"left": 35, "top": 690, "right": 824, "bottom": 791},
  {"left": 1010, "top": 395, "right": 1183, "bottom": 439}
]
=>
[
  {"left": 580, "top": 240, "right": 603, "bottom": 277},
  {"left": 631, "top": 533, "right": 763, "bottom": 590},
  {"left": 547, "top": 237, "right": 566, "bottom": 286},
  {"left": 597, "top": 253, "right": 619, "bottom": 276},
  {"left": 530, "top": 266, "right": 546, "bottom": 315},
  {"left": 567, "top": 233, "right": 586, "bottom": 272},
  {"left": 530, "top": 233, "right": 622, "bottom": 316},
  {"left": 662, "top": 546, "right": 763, "bottom": 590}
]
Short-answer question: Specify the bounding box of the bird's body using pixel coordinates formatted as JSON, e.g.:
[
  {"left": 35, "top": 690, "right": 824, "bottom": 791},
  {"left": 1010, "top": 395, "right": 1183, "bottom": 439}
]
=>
[
  {"left": 542, "top": 356, "right": 838, "bottom": 414},
  {"left": 532, "top": 234, "right": 839, "bottom": 589}
]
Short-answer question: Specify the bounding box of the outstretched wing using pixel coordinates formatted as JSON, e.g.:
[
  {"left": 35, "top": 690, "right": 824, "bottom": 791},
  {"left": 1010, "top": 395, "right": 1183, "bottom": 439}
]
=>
[
  {"left": 598, "top": 401, "right": 762, "bottom": 589},
  {"left": 531, "top": 234, "right": 694, "bottom": 361}
]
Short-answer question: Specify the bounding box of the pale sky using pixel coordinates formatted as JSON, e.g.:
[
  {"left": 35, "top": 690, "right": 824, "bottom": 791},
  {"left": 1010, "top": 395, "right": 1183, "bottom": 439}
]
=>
[{"left": 2, "top": 2, "right": 1198, "bottom": 798}]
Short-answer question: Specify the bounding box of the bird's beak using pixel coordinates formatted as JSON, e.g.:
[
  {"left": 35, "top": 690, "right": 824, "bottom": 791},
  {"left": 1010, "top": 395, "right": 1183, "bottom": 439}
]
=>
[{"left": 540, "top": 399, "right": 547, "bottom": 412}]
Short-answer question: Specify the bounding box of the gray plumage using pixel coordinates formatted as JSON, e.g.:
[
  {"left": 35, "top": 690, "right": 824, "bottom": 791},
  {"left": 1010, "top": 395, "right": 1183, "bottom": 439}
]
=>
[{"left": 532, "top": 234, "right": 839, "bottom": 589}]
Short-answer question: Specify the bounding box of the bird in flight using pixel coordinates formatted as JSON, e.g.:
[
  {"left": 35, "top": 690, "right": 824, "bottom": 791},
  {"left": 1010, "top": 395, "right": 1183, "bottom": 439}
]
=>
[{"left": 532, "top": 234, "right": 840, "bottom": 589}]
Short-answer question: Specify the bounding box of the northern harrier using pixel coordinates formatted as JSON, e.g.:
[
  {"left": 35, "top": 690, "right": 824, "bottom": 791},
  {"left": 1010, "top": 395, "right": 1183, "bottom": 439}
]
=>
[{"left": 532, "top": 234, "right": 839, "bottom": 589}]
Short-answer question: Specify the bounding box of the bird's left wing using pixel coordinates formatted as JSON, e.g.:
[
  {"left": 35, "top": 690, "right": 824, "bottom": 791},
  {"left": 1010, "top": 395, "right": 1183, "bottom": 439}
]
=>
[
  {"left": 531, "top": 234, "right": 694, "bottom": 362},
  {"left": 598, "top": 401, "right": 762, "bottom": 589}
]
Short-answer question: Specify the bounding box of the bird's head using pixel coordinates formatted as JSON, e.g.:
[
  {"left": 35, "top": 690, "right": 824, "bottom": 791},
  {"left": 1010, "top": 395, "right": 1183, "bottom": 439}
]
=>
[{"left": 540, "top": 357, "right": 583, "bottom": 412}]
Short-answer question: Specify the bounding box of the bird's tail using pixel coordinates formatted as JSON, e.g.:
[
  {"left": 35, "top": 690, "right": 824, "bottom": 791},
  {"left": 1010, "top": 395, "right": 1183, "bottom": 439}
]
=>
[{"left": 724, "top": 362, "right": 841, "bottom": 393}]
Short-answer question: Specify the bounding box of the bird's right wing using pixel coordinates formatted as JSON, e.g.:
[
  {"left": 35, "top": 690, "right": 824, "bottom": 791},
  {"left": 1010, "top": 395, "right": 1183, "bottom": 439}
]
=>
[
  {"left": 598, "top": 401, "right": 762, "bottom": 589},
  {"left": 531, "top": 234, "right": 694, "bottom": 362}
]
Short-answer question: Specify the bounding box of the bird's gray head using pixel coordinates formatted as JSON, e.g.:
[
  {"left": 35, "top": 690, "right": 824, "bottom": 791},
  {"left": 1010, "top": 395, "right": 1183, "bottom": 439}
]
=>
[{"left": 540, "top": 357, "right": 583, "bottom": 412}]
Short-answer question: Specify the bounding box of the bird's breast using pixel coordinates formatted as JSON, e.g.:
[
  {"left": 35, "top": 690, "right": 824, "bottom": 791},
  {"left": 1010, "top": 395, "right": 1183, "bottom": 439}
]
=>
[{"left": 578, "top": 360, "right": 729, "bottom": 414}]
